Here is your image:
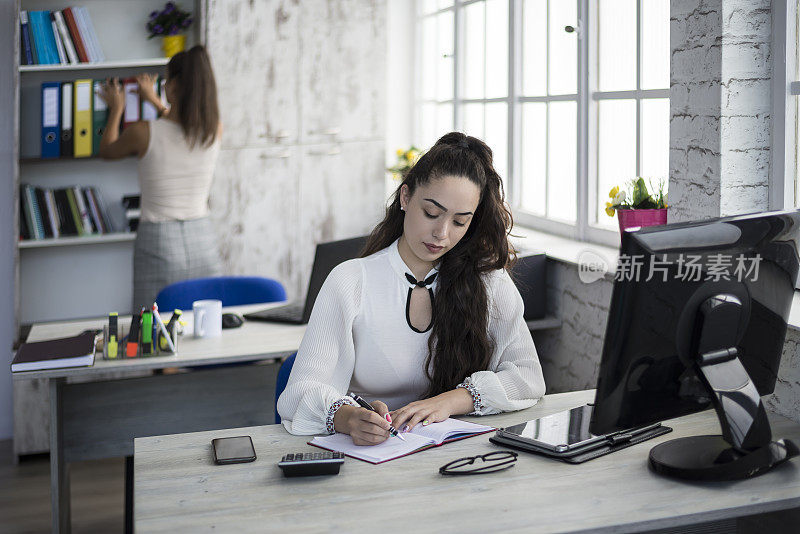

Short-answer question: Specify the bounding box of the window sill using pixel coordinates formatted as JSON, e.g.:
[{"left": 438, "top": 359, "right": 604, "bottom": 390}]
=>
[
  {"left": 511, "top": 225, "right": 800, "bottom": 332},
  {"left": 510, "top": 225, "right": 618, "bottom": 278}
]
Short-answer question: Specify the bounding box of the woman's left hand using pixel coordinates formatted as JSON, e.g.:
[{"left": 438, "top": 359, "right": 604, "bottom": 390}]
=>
[{"left": 390, "top": 389, "right": 474, "bottom": 432}]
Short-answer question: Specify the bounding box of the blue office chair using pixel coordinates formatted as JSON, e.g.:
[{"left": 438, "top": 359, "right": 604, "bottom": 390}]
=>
[
  {"left": 274, "top": 353, "right": 297, "bottom": 424},
  {"left": 155, "top": 276, "right": 287, "bottom": 310}
]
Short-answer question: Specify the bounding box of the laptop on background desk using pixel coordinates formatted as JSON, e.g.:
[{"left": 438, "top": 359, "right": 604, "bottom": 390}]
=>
[{"left": 244, "top": 236, "right": 367, "bottom": 324}]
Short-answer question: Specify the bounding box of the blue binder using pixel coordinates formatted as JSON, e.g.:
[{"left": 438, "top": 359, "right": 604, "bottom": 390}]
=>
[{"left": 41, "top": 82, "right": 61, "bottom": 159}]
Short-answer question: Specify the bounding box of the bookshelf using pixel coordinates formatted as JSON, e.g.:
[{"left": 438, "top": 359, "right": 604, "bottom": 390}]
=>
[
  {"left": 19, "top": 57, "right": 170, "bottom": 72},
  {"left": 16, "top": 0, "right": 204, "bottom": 323},
  {"left": 18, "top": 232, "right": 136, "bottom": 249}
]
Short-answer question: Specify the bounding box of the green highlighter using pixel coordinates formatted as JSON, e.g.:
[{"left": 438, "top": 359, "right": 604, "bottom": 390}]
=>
[{"left": 141, "top": 310, "right": 153, "bottom": 355}]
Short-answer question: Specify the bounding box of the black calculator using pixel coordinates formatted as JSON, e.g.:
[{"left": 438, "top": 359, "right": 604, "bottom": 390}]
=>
[{"left": 278, "top": 451, "right": 345, "bottom": 477}]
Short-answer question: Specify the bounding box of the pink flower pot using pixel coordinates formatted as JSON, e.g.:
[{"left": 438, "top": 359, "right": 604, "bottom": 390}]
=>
[{"left": 617, "top": 209, "right": 667, "bottom": 235}]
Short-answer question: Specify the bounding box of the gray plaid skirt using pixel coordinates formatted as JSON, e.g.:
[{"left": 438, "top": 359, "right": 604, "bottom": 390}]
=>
[{"left": 133, "top": 217, "right": 222, "bottom": 312}]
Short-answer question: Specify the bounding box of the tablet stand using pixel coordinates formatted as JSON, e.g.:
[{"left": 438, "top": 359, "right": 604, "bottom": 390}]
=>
[{"left": 649, "top": 294, "right": 799, "bottom": 480}]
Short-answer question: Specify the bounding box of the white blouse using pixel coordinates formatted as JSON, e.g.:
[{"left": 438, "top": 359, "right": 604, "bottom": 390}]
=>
[{"left": 276, "top": 239, "right": 546, "bottom": 435}]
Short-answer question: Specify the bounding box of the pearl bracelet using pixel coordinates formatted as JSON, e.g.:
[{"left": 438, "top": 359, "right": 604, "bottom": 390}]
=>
[
  {"left": 325, "top": 398, "right": 355, "bottom": 434},
  {"left": 456, "top": 378, "right": 485, "bottom": 414}
]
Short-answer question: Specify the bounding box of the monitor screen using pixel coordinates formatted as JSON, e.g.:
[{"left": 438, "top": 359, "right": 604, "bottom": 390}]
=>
[{"left": 590, "top": 210, "right": 800, "bottom": 435}]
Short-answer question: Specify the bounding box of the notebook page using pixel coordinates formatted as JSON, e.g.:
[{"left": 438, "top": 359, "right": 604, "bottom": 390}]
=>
[
  {"left": 310, "top": 432, "right": 434, "bottom": 463},
  {"left": 410, "top": 418, "right": 495, "bottom": 444}
]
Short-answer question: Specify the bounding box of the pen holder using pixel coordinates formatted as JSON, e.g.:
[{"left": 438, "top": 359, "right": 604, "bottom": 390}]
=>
[{"left": 102, "top": 318, "right": 178, "bottom": 360}]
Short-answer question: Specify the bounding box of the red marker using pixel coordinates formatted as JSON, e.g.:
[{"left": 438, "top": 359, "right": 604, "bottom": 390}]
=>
[{"left": 127, "top": 311, "right": 141, "bottom": 357}]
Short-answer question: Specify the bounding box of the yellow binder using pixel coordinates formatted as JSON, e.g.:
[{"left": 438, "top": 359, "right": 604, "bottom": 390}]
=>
[{"left": 73, "top": 79, "right": 93, "bottom": 157}]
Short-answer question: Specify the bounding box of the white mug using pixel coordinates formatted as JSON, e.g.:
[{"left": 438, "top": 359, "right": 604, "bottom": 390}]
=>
[{"left": 193, "top": 299, "right": 223, "bottom": 338}]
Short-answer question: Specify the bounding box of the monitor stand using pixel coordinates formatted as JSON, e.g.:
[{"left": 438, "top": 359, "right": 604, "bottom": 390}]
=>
[{"left": 649, "top": 294, "right": 799, "bottom": 481}]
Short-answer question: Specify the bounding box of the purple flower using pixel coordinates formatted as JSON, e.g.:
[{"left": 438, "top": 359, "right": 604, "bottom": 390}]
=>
[
  {"left": 169, "top": 25, "right": 179, "bottom": 35},
  {"left": 153, "top": 24, "right": 163, "bottom": 34},
  {"left": 164, "top": 2, "right": 175, "bottom": 14},
  {"left": 149, "top": 10, "right": 158, "bottom": 19},
  {"left": 182, "top": 18, "right": 192, "bottom": 27}
]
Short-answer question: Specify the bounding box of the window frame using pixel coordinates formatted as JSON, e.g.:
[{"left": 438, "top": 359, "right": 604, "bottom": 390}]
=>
[
  {"left": 414, "top": 0, "right": 670, "bottom": 248},
  {"left": 771, "top": 0, "right": 799, "bottom": 210}
]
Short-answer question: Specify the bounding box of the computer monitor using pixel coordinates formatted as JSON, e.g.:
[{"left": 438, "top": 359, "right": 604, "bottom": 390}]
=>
[{"left": 589, "top": 210, "right": 800, "bottom": 480}]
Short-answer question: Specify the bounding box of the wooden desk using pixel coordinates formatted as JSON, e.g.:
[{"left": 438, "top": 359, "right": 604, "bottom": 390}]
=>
[
  {"left": 12, "top": 304, "right": 306, "bottom": 534},
  {"left": 134, "top": 390, "right": 800, "bottom": 533}
]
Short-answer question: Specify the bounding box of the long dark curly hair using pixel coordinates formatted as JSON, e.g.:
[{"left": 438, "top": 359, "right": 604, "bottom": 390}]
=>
[{"left": 362, "top": 132, "right": 515, "bottom": 397}]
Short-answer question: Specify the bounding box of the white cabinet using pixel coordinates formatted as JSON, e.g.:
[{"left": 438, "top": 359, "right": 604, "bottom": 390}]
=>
[
  {"left": 206, "top": 0, "right": 301, "bottom": 148},
  {"left": 298, "top": 0, "right": 387, "bottom": 144},
  {"left": 207, "top": 0, "right": 387, "bottom": 301}
]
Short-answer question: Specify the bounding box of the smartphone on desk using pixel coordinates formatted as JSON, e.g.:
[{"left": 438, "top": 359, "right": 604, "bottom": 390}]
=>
[{"left": 212, "top": 436, "right": 256, "bottom": 465}]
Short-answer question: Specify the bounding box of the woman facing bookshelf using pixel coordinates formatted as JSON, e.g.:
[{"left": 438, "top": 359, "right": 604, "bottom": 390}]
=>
[{"left": 97, "top": 45, "right": 223, "bottom": 311}]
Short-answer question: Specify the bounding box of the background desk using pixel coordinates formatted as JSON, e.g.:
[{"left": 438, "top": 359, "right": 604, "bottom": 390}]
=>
[
  {"left": 135, "top": 390, "right": 800, "bottom": 533},
  {"left": 12, "top": 303, "right": 305, "bottom": 533}
]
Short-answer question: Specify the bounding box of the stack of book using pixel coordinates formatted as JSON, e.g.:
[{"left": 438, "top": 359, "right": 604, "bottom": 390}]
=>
[
  {"left": 122, "top": 194, "right": 141, "bottom": 232},
  {"left": 20, "top": 7, "right": 104, "bottom": 66},
  {"left": 19, "top": 184, "right": 116, "bottom": 241},
  {"left": 39, "top": 77, "right": 166, "bottom": 159}
]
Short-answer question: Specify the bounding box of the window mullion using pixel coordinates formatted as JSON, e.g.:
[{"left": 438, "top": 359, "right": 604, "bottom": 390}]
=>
[
  {"left": 576, "top": 0, "right": 589, "bottom": 240},
  {"left": 635, "top": 0, "right": 642, "bottom": 178},
  {"left": 453, "top": 3, "right": 462, "bottom": 130},
  {"left": 544, "top": 0, "right": 550, "bottom": 218},
  {"left": 507, "top": 0, "right": 518, "bottom": 203}
]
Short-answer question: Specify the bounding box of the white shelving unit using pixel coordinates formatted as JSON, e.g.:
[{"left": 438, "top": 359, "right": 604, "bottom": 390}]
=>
[
  {"left": 18, "top": 232, "right": 136, "bottom": 249},
  {"left": 19, "top": 57, "right": 170, "bottom": 72},
  {"left": 16, "top": 0, "right": 203, "bottom": 323}
]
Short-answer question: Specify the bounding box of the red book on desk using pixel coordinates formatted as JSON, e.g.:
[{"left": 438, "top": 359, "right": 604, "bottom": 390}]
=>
[{"left": 11, "top": 331, "right": 96, "bottom": 372}]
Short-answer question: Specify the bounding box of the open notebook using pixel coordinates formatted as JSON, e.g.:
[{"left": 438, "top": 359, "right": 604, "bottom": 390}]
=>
[{"left": 309, "top": 418, "right": 495, "bottom": 464}]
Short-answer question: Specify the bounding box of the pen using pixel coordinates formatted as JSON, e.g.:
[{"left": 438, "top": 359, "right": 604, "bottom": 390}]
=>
[
  {"left": 152, "top": 303, "right": 177, "bottom": 353},
  {"left": 348, "top": 392, "right": 406, "bottom": 441}
]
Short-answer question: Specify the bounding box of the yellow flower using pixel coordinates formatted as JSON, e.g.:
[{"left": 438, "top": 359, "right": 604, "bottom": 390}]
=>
[
  {"left": 396, "top": 149, "right": 405, "bottom": 158},
  {"left": 609, "top": 186, "right": 619, "bottom": 199},
  {"left": 605, "top": 201, "right": 616, "bottom": 217},
  {"left": 405, "top": 150, "right": 416, "bottom": 161}
]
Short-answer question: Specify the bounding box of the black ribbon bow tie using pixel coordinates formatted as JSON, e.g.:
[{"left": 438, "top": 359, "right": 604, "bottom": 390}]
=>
[{"left": 405, "top": 272, "right": 438, "bottom": 288}]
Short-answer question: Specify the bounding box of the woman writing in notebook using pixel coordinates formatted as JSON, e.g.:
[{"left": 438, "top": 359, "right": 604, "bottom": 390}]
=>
[
  {"left": 97, "top": 45, "right": 223, "bottom": 309},
  {"left": 278, "top": 132, "right": 545, "bottom": 445}
]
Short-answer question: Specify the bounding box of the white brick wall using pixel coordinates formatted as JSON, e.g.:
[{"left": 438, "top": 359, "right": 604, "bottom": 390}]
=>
[{"left": 669, "top": 0, "right": 771, "bottom": 223}]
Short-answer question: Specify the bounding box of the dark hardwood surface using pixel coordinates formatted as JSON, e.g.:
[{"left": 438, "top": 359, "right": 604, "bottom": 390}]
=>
[{"left": 0, "top": 440, "right": 123, "bottom": 533}]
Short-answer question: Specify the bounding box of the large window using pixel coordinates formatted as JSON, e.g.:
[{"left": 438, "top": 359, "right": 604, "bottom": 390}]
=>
[{"left": 415, "top": 0, "right": 670, "bottom": 245}]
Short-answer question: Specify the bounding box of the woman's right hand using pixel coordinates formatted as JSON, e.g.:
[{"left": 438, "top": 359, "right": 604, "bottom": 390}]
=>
[
  {"left": 333, "top": 403, "right": 391, "bottom": 446},
  {"left": 97, "top": 78, "right": 125, "bottom": 112},
  {"left": 134, "top": 73, "right": 160, "bottom": 105}
]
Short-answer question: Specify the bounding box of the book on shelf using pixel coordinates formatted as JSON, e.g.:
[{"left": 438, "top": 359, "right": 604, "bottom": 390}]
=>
[
  {"left": 61, "top": 7, "right": 89, "bottom": 63},
  {"left": 11, "top": 331, "right": 96, "bottom": 372},
  {"left": 19, "top": 184, "right": 116, "bottom": 242},
  {"left": 27, "top": 11, "right": 57, "bottom": 65},
  {"left": 20, "top": 8, "right": 103, "bottom": 66},
  {"left": 19, "top": 11, "right": 33, "bottom": 66},
  {"left": 53, "top": 10, "right": 78, "bottom": 64},
  {"left": 309, "top": 418, "right": 495, "bottom": 464},
  {"left": 50, "top": 12, "right": 67, "bottom": 65}
]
